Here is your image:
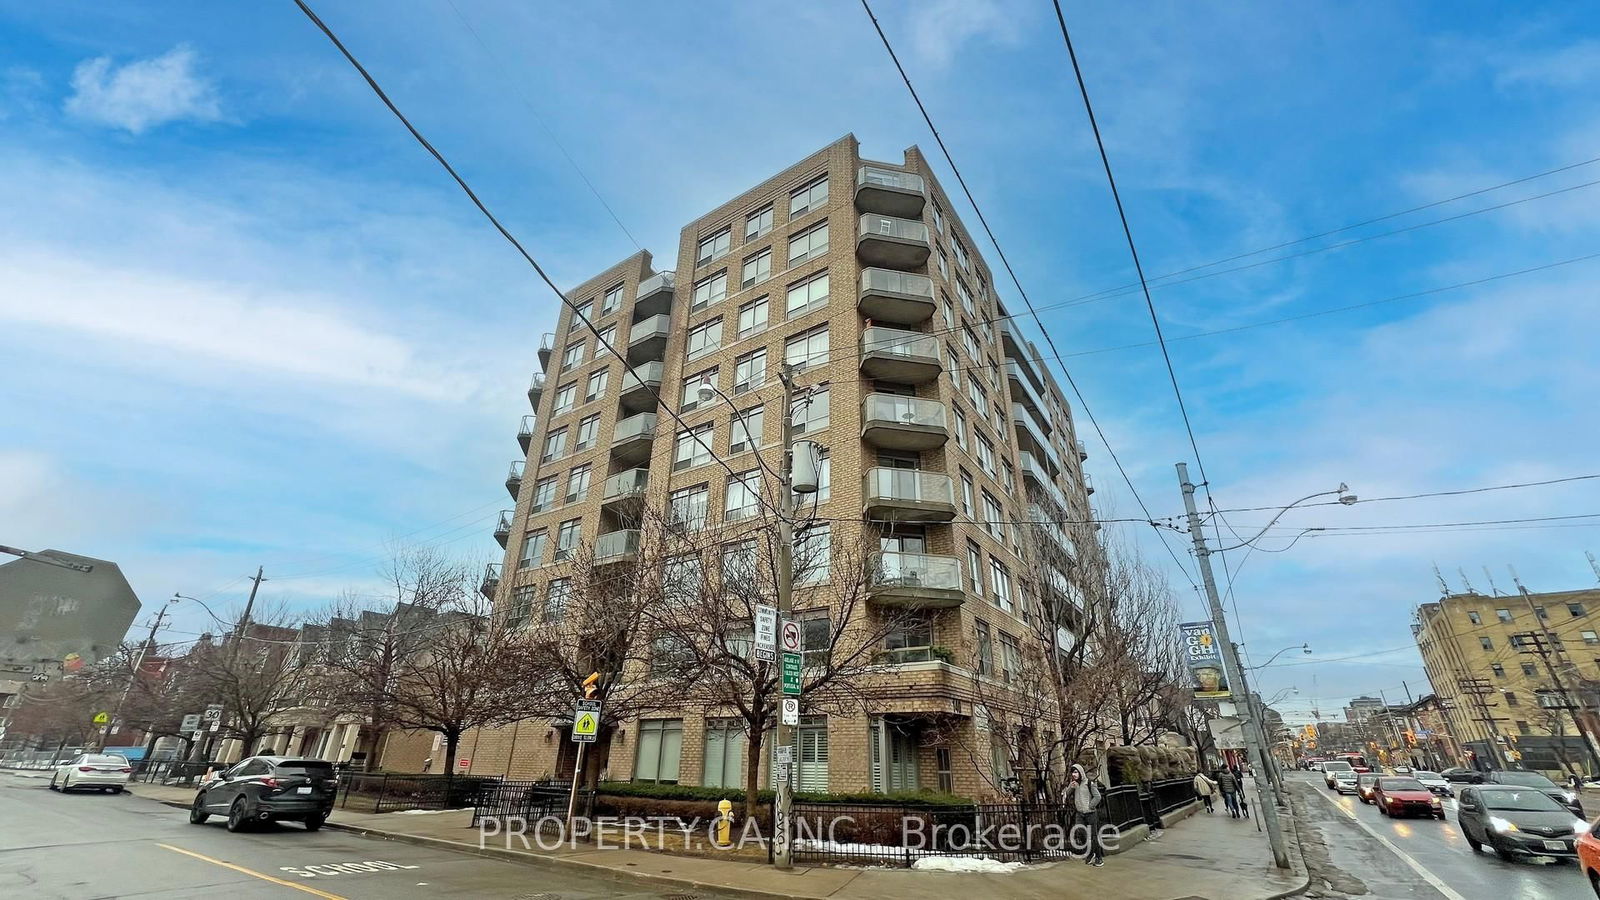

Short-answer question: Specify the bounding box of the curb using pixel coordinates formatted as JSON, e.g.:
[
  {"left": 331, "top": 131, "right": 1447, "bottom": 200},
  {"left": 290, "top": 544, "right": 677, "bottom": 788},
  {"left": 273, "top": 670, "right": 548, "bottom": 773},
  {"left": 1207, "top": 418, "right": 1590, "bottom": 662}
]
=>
[{"left": 1262, "top": 785, "right": 1313, "bottom": 900}]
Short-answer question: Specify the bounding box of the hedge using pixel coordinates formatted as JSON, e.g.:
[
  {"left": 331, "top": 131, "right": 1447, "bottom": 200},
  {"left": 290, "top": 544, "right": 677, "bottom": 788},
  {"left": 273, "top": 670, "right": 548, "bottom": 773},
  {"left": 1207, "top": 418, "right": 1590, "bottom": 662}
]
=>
[{"left": 596, "top": 781, "right": 972, "bottom": 808}]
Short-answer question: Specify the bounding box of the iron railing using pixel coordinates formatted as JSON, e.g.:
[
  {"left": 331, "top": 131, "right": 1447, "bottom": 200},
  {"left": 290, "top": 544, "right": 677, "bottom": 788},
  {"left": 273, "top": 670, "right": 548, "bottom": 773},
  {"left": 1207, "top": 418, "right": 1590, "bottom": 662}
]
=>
[
  {"left": 338, "top": 772, "right": 500, "bottom": 814},
  {"left": 471, "top": 779, "right": 591, "bottom": 827}
]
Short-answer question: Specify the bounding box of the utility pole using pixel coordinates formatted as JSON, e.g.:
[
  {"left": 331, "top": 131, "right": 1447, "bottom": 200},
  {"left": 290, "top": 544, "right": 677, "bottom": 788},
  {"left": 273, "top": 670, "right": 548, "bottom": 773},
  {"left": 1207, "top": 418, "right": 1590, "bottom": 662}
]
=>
[
  {"left": 99, "top": 597, "right": 178, "bottom": 752},
  {"left": 1176, "top": 463, "right": 1289, "bottom": 869},
  {"left": 192, "top": 568, "right": 266, "bottom": 763},
  {"left": 1458, "top": 676, "right": 1509, "bottom": 768},
  {"left": 770, "top": 364, "right": 801, "bottom": 869},
  {"left": 1378, "top": 689, "right": 1408, "bottom": 767},
  {"left": 1511, "top": 572, "right": 1600, "bottom": 775}
]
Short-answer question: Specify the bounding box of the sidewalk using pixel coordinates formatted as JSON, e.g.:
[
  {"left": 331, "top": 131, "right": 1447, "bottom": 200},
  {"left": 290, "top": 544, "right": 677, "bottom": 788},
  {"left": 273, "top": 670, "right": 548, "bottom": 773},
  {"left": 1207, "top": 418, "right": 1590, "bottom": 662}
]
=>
[{"left": 116, "top": 777, "right": 1308, "bottom": 900}]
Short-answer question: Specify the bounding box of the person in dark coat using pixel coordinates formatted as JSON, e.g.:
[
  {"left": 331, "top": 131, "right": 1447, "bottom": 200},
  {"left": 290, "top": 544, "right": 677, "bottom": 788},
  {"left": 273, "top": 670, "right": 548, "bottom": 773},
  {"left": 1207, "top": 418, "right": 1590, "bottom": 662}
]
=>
[{"left": 1215, "top": 767, "right": 1242, "bottom": 818}]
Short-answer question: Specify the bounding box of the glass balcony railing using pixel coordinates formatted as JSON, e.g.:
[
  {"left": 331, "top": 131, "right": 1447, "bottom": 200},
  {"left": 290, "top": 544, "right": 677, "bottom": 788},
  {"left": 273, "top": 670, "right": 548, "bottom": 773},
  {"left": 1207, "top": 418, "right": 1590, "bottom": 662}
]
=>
[
  {"left": 863, "top": 468, "right": 955, "bottom": 507},
  {"left": 858, "top": 213, "right": 929, "bottom": 243},
  {"left": 861, "top": 326, "right": 939, "bottom": 361},
  {"left": 863, "top": 393, "right": 946, "bottom": 429},
  {"left": 479, "top": 562, "right": 501, "bottom": 598},
  {"left": 602, "top": 468, "right": 649, "bottom": 502},
  {"left": 868, "top": 551, "right": 964, "bottom": 600},
  {"left": 860, "top": 267, "right": 933, "bottom": 299},
  {"left": 621, "top": 361, "right": 664, "bottom": 391},
  {"left": 493, "top": 510, "right": 513, "bottom": 546},
  {"left": 637, "top": 271, "right": 675, "bottom": 297},
  {"left": 634, "top": 271, "right": 676, "bottom": 319},
  {"left": 855, "top": 166, "right": 927, "bottom": 218},
  {"left": 595, "top": 529, "right": 642, "bottom": 562},
  {"left": 858, "top": 268, "right": 936, "bottom": 325},
  {"left": 858, "top": 166, "right": 925, "bottom": 193},
  {"left": 612, "top": 412, "right": 658, "bottom": 444}
]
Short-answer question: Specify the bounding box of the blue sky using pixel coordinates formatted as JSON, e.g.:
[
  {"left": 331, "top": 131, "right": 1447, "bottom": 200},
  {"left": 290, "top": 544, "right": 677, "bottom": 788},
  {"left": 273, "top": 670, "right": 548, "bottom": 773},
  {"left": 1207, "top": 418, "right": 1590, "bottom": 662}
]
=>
[{"left": 3, "top": 1, "right": 1598, "bottom": 723}]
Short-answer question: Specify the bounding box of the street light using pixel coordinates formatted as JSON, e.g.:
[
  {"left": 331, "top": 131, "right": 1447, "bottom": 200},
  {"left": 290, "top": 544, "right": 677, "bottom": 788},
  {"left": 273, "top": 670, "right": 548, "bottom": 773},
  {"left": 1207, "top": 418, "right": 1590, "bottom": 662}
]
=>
[
  {"left": 1212, "top": 484, "right": 1356, "bottom": 553},
  {"left": 1247, "top": 643, "right": 1312, "bottom": 671}
]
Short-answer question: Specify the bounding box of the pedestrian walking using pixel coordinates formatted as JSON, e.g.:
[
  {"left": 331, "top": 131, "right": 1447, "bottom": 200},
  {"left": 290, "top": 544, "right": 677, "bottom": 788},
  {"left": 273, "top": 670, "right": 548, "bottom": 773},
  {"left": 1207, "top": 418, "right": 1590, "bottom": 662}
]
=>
[
  {"left": 1069, "top": 764, "right": 1106, "bottom": 867},
  {"left": 1193, "top": 770, "right": 1218, "bottom": 813},
  {"left": 1216, "top": 767, "right": 1241, "bottom": 818}
]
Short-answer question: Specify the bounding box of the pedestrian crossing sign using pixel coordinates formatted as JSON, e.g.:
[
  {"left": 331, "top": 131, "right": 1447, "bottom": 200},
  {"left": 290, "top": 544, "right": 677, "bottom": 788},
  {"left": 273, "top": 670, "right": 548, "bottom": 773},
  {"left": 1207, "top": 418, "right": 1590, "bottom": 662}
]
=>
[{"left": 572, "top": 698, "right": 601, "bottom": 743}]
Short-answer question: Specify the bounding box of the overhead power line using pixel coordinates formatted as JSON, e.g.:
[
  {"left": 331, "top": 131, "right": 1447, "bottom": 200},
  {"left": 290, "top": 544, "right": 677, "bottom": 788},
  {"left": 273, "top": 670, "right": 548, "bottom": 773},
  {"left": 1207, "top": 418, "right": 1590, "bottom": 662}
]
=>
[
  {"left": 1207, "top": 472, "right": 1600, "bottom": 515},
  {"left": 859, "top": 0, "right": 1201, "bottom": 591}
]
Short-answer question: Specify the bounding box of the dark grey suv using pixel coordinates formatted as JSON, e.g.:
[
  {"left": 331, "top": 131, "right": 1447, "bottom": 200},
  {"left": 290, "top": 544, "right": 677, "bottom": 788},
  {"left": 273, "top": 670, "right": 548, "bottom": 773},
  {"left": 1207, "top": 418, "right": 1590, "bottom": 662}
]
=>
[{"left": 189, "top": 756, "right": 339, "bottom": 832}]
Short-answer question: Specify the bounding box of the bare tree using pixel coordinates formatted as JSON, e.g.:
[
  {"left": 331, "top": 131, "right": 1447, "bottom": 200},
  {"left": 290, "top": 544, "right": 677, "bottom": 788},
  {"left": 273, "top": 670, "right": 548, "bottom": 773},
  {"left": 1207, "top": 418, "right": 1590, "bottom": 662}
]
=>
[{"left": 178, "top": 619, "right": 313, "bottom": 754}]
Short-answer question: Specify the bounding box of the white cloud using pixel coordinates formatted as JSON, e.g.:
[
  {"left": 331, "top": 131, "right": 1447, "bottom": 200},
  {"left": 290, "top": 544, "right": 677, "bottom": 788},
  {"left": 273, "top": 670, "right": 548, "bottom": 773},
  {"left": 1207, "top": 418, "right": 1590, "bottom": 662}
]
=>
[
  {"left": 65, "top": 44, "right": 222, "bottom": 134},
  {"left": 908, "top": 0, "right": 1021, "bottom": 68},
  {"left": 1495, "top": 39, "right": 1600, "bottom": 89}
]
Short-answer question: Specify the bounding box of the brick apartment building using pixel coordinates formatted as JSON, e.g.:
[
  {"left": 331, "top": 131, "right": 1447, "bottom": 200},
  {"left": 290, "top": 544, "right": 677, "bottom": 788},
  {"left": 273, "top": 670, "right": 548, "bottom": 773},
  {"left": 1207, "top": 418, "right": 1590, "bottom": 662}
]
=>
[{"left": 381, "top": 135, "right": 1104, "bottom": 796}]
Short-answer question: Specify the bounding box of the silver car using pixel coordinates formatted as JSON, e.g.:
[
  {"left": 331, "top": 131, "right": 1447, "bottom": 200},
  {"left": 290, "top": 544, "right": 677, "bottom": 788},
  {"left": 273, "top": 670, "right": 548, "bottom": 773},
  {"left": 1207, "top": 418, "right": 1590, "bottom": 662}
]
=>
[{"left": 49, "top": 753, "right": 132, "bottom": 793}]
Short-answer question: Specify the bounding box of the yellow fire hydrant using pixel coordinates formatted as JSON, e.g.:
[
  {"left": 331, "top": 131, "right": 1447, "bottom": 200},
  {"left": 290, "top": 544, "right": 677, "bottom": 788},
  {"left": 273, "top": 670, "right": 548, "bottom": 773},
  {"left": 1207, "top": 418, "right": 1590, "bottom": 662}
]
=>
[{"left": 716, "top": 798, "right": 733, "bottom": 847}]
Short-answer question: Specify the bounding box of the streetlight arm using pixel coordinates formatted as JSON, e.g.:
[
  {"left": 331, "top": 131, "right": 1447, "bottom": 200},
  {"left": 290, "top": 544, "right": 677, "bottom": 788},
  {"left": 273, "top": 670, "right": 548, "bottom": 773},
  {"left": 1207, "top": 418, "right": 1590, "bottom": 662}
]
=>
[
  {"left": 1249, "top": 643, "right": 1311, "bottom": 670},
  {"left": 172, "top": 593, "right": 231, "bottom": 627},
  {"left": 1211, "top": 485, "right": 1353, "bottom": 553}
]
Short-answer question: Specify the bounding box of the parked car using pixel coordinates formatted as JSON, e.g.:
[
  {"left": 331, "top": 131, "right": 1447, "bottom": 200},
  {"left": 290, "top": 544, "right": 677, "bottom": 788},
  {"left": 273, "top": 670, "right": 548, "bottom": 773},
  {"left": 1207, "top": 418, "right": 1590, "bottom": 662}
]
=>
[
  {"left": 1373, "top": 777, "right": 1445, "bottom": 819},
  {"left": 1576, "top": 818, "right": 1600, "bottom": 893},
  {"left": 188, "top": 756, "right": 339, "bottom": 832},
  {"left": 49, "top": 753, "right": 132, "bottom": 793},
  {"left": 1442, "top": 767, "right": 1484, "bottom": 784},
  {"left": 1324, "top": 760, "right": 1355, "bottom": 789},
  {"left": 1413, "top": 771, "right": 1454, "bottom": 797},
  {"left": 1484, "top": 770, "right": 1584, "bottom": 818},
  {"left": 1356, "top": 772, "right": 1384, "bottom": 804},
  {"left": 1456, "top": 786, "right": 1586, "bottom": 861}
]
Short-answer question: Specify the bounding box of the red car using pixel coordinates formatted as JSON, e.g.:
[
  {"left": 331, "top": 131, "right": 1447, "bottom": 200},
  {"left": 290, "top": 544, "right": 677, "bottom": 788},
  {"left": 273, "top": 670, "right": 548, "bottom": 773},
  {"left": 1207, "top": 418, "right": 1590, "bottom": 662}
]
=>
[
  {"left": 1577, "top": 818, "right": 1600, "bottom": 894},
  {"left": 1373, "top": 776, "right": 1445, "bottom": 819}
]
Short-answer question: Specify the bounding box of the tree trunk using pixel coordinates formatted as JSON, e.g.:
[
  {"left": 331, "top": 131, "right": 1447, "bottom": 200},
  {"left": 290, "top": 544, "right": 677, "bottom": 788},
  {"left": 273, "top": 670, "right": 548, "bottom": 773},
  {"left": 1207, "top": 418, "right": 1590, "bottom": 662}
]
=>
[
  {"left": 442, "top": 730, "right": 461, "bottom": 774},
  {"left": 743, "top": 724, "right": 766, "bottom": 819}
]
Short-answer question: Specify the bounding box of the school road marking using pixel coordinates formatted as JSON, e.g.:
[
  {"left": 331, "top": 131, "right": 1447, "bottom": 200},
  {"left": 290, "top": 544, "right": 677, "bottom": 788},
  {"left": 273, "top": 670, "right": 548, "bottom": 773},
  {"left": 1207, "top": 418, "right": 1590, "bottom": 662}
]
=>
[
  {"left": 1310, "top": 788, "right": 1468, "bottom": 900},
  {"left": 156, "top": 844, "right": 349, "bottom": 900}
]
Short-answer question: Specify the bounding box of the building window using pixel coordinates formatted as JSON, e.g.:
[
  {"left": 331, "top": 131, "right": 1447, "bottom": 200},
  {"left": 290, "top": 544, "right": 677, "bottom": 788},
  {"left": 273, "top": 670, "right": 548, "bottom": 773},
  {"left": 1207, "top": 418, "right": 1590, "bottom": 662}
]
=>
[
  {"left": 742, "top": 247, "right": 772, "bottom": 289},
  {"left": 634, "top": 719, "right": 684, "bottom": 784},
  {"left": 960, "top": 471, "right": 974, "bottom": 517},
  {"left": 794, "top": 449, "right": 831, "bottom": 504},
  {"left": 937, "top": 248, "right": 948, "bottom": 281},
  {"left": 541, "top": 428, "right": 568, "bottom": 463},
  {"left": 981, "top": 491, "right": 1003, "bottom": 539},
  {"left": 692, "top": 271, "right": 728, "bottom": 312},
  {"left": 574, "top": 414, "right": 600, "bottom": 452},
  {"left": 584, "top": 369, "right": 608, "bottom": 402},
  {"left": 697, "top": 227, "right": 731, "bottom": 266},
  {"left": 601, "top": 283, "right": 623, "bottom": 314},
  {"left": 1571, "top": 603, "right": 1588, "bottom": 617},
  {"left": 565, "top": 464, "right": 591, "bottom": 503},
  {"left": 967, "top": 540, "right": 984, "bottom": 594},
  {"left": 746, "top": 204, "right": 774, "bottom": 240},
  {"left": 724, "top": 471, "right": 761, "bottom": 521},
  {"left": 731, "top": 406, "right": 764, "bottom": 452},
  {"left": 1504, "top": 692, "right": 1519, "bottom": 707},
  {"left": 1521, "top": 662, "right": 1537, "bottom": 677},
  {"left": 791, "top": 387, "right": 830, "bottom": 435},
  {"left": 957, "top": 279, "right": 976, "bottom": 316},
  {"left": 1467, "top": 611, "right": 1481, "bottom": 625},
  {"left": 561, "top": 342, "right": 585, "bottom": 371},
  {"left": 930, "top": 202, "right": 943, "bottom": 235},
  {"left": 794, "top": 523, "right": 831, "bottom": 584},
  {"left": 508, "top": 585, "right": 533, "bottom": 628},
  {"left": 801, "top": 615, "right": 831, "bottom": 668},
  {"left": 518, "top": 530, "right": 547, "bottom": 569},
  {"left": 1490, "top": 663, "right": 1505, "bottom": 678},
  {"left": 1584, "top": 631, "right": 1600, "bottom": 645},
  {"left": 885, "top": 614, "right": 933, "bottom": 660},
  {"left": 953, "top": 407, "right": 968, "bottom": 451},
  {"left": 989, "top": 558, "right": 1013, "bottom": 612},
  {"left": 1480, "top": 636, "right": 1493, "bottom": 650},
  {"left": 555, "top": 519, "right": 581, "bottom": 560},
  {"left": 530, "top": 476, "right": 558, "bottom": 512},
  {"left": 1535, "top": 606, "right": 1548, "bottom": 619},
  {"left": 975, "top": 621, "right": 994, "bottom": 675},
  {"left": 552, "top": 382, "right": 576, "bottom": 415},
  {"left": 674, "top": 424, "right": 714, "bottom": 471},
  {"left": 570, "top": 302, "right": 594, "bottom": 334},
  {"left": 734, "top": 348, "right": 767, "bottom": 394},
  {"left": 596, "top": 324, "right": 617, "bottom": 351},
  {"left": 788, "top": 221, "right": 829, "bottom": 266},
  {"left": 998, "top": 633, "right": 1022, "bottom": 682},
  {"left": 976, "top": 435, "right": 996, "bottom": 476},
  {"left": 663, "top": 553, "right": 704, "bottom": 605},
  {"left": 1002, "top": 461, "right": 1015, "bottom": 493},
  {"left": 789, "top": 174, "right": 828, "bottom": 218},
  {"left": 785, "top": 271, "right": 830, "bottom": 317},
  {"left": 722, "top": 539, "right": 759, "bottom": 588},
  {"left": 681, "top": 368, "right": 717, "bottom": 411},
  {"left": 1496, "top": 608, "right": 1513, "bottom": 623},
  {"left": 668, "top": 484, "right": 710, "bottom": 531},
  {"left": 946, "top": 344, "right": 961, "bottom": 389},
  {"left": 785, "top": 324, "right": 829, "bottom": 371},
  {"left": 543, "top": 578, "right": 570, "bottom": 623},
  {"left": 738, "top": 296, "right": 769, "bottom": 337},
  {"left": 702, "top": 719, "right": 746, "bottom": 789},
  {"left": 953, "top": 238, "right": 969, "bottom": 270},
  {"left": 686, "top": 318, "right": 722, "bottom": 360}
]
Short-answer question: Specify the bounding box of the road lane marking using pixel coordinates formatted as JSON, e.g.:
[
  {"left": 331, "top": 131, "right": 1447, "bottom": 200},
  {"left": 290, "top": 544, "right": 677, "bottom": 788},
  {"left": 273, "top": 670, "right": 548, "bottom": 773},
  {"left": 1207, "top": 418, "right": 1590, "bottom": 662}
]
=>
[
  {"left": 155, "top": 844, "right": 349, "bottom": 900},
  {"left": 1309, "top": 788, "right": 1468, "bottom": 900}
]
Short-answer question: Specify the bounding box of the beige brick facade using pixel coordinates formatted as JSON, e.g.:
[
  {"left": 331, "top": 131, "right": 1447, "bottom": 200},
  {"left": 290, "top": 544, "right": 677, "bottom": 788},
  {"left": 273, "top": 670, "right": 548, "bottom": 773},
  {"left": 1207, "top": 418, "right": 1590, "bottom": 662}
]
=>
[{"left": 383, "top": 135, "right": 1101, "bottom": 800}]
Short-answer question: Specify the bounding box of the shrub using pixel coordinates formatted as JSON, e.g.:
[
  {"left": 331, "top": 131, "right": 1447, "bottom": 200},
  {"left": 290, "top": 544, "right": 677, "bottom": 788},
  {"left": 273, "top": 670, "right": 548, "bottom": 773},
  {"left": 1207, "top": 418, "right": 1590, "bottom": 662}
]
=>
[{"left": 594, "top": 781, "right": 971, "bottom": 808}]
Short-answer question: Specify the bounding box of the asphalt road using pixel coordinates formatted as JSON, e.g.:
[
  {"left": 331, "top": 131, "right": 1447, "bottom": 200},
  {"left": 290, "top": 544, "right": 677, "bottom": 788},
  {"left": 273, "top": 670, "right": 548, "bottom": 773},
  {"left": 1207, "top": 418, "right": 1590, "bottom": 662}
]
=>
[
  {"left": 1291, "top": 772, "right": 1593, "bottom": 900},
  {"left": 0, "top": 772, "right": 714, "bottom": 899}
]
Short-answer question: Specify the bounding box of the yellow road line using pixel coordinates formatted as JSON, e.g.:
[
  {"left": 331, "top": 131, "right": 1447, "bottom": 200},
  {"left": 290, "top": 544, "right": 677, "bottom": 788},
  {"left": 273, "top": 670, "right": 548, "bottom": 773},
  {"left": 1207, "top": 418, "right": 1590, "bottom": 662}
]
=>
[{"left": 155, "top": 843, "right": 349, "bottom": 900}]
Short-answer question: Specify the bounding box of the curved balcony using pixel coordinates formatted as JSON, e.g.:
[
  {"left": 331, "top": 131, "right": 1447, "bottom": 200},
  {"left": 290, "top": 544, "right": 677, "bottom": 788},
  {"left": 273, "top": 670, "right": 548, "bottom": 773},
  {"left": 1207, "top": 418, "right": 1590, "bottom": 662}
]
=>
[
  {"left": 611, "top": 412, "right": 658, "bottom": 466},
  {"left": 867, "top": 551, "right": 965, "bottom": 609},
  {"left": 528, "top": 373, "right": 546, "bottom": 408},
  {"left": 517, "top": 415, "right": 538, "bottom": 453},
  {"left": 505, "top": 461, "right": 525, "bottom": 499},
  {"left": 861, "top": 393, "right": 947, "bottom": 451},
  {"left": 857, "top": 214, "right": 931, "bottom": 270},
  {"left": 595, "top": 529, "right": 642, "bottom": 566},
  {"left": 863, "top": 468, "right": 956, "bottom": 523},
  {"left": 601, "top": 468, "right": 649, "bottom": 517},
  {"left": 627, "top": 314, "right": 672, "bottom": 364},
  {"left": 619, "top": 361, "right": 664, "bottom": 415},
  {"left": 480, "top": 562, "right": 501, "bottom": 599},
  {"left": 1077, "top": 440, "right": 1088, "bottom": 462},
  {"left": 537, "top": 332, "right": 555, "bottom": 371},
  {"left": 494, "top": 510, "right": 514, "bottom": 548},
  {"left": 855, "top": 166, "right": 926, "bottom": 219},
  {"left": 858, "top": 267, "right": 935, "bottom": 326},
  {"left": 860, "top": 326, "right": 941, "bottom": 384},
  {"left": 634, "top": 271, "right": 676, "bottom": 320}
]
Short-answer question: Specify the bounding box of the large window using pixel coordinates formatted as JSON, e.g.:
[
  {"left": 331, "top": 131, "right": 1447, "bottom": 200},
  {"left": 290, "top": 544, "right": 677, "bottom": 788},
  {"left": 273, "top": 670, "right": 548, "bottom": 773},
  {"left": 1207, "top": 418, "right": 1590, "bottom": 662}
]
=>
[
  {"left": 801, "top": 615, "right": 832, "bottom": 668},
  {"left": 508, "top": 586, "right": 534, "bottom": 628},
  {"left": 785, "top": 271, "right": 830, "bottom": 317},
  {"left": 788, "top": 221, "right": 829, "bottom": 265},
  {"left": 791, "top": 387, "right": 830, "bottom": 435},
  {"left": 686, "top": 318, "right": 722, "bottom": 359},
  {"left": 785, "top": 325, "right": 829, "bottom": 371},
  {"left": 552, "top": 382, "right": 577, "bottom": 416},
  {"left": 721, "top": 539, "right": 759, "bottom": 589},
  {"left": 696, "top": 227, "right": 731, "bottom": 266},
  {"left": 543, "top": 578, "right": 570, "bottom": 623},
  {"left": 692, "top": 271, "right": 728, "bottom": 311},
  {"left": 976, "top": 434, "right": 995, "bottom": 476},
  {"left": 674, "top": 424, "right": 714, "bottom": 471},
  {"left": 518, "top": 530, "right": 547, "bottom": 569},
  {"left": 960, "top": 471, "right": 974, "bottom": 517},
  {"left": 998, "top": 632, "right": 1022, "bottom": 682},
  {"left": 634, "top": 719, "right": 684, "bottom": 784},
  {"left": 669, "top": 484, "right": 710, "bottom": 530},
  {"left": 989, "top": 558, "right": 1014, "bottom": 612},
  {"left": 738, "top": 296, "right": 769, "bottom": 337},
  {"left": 703, "top": 719, "right": 746, "bottom": 789},
  {"left": 561, "top": 342, "right": 585, "bottom": 371},
  {"left": 555, "top": 518, "right": 581, "bottom": 560},
  {"left": 574, "top": 414, "right": 600, "bottom": 452},
  {"left": 681, "top": 368, "right": 717, "bottom": 411},
  {"left": 789, "top": 174, "right": 828, "bottom": 218},
  {"left": 565, "top": 464, "right": 591, "bottom": 503},
  {"left": 742, "top": 248, "right": 771, "bottom": 289},
  {"left": 601, "top": 283, "right": 623, "bottom": 314},
  {"left": 542, "top": 428, "right": 569, "bottom": 463},
  {"left": 663, "top": 553, "right": 704, "bottom": 606},
  {"left": 794, "top": 523, "right": 831, "bottom": 584},
  {"left": 953, "top": 407, "right": 968, "bottom": 450},
  {"left": 530, "top": 475, "right": 558, "bottom": 512},
  {"left": 746, "top": 204, "right": 774, "bottom": 240},
  {"left": 981, "top": 491, "right": 1004, "bottom": 539},
  {"left": 967, "top": 541, "right": 985, "bottom": 594},
  {"left": 734, "top": 348, "right": 767, "bottom": 394},
  {"left": 584, "top": 369, "right": 608, "bottom": 402},
  {"left": 569, "top": 301, "right": 593, "bottom": 333},
  {"left": 731, "top": 406, "right": 764, "bottom": 453},
  {"left": 724, "top": 471, "right": 762, "bottom": 521},
  {"left": 885, "top": 615, "right": 933, "bottom": 658},
  {"left": 975, "top": 621, "right": 994, "bottom": 675}
]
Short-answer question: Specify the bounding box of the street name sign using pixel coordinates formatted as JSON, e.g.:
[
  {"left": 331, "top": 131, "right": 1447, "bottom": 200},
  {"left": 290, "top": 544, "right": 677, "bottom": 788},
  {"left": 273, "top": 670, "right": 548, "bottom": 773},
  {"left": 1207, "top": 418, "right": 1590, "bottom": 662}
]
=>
[{"left": 572, "top": 699, "right": 602, "bottom": 743}]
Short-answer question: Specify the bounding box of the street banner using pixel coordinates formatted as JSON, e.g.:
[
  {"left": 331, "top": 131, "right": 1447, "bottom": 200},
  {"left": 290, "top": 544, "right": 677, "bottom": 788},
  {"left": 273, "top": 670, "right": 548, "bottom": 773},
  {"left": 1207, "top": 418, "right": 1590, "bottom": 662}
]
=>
[{"left": 1181, "top": 620, "right": 1231, "bottom": 699}]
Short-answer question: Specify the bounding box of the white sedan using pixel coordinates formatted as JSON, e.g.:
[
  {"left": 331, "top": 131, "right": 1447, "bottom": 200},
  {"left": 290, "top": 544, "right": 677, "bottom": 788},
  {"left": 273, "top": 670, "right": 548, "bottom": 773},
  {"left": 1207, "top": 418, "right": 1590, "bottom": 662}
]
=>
[{"left": 49, "top": 753, "right": 133, "bottom": 793}]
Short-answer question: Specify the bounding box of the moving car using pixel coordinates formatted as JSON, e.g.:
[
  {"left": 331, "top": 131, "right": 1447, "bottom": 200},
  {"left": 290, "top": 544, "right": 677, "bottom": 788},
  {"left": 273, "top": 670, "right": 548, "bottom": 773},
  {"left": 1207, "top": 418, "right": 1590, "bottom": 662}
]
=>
[
  {"left": 1330, "top": 767, "right": 1360, "bottom": 795},
  {"left": 189, "top": 756, "right": 338, "bottom": 832},
  {"left": 1442, "top": 766, "right": 1484, "bottom": 784},
  {"left": 1336, "top": 753, "right": 1371, "bottom": 773},
  {"left": 1484, "top": 770, "right": 1584, "bottom": 818},
  {"left": 1456, "top": 785, "right": 1586, "bottom": 861},
  {"left": 1324, "top": 760, "right": 1355, "bottom": 789},
  {"left": 1373, "top": 776, "right": 1445, "bottom": 819},
  {"left": 1356, "top": 772, "right": 1384, "bottom": 804},
  {"left": 1413, "top": 771, "right": 1453, "bottom": 797},
  {"left": 48, "top": 753, "right": 132, "bottom": 793},
  {"left": 1576, "top": 818, "right": 1600, "bottom": 894}
]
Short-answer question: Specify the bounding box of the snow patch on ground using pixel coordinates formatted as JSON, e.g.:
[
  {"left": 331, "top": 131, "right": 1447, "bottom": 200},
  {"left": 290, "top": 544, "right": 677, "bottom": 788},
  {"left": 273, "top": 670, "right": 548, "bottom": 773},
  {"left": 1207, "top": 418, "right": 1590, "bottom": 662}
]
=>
[
  {"left": 911, "top": 856, "right": 1026, "bottom": 874},
  {"left": 391, "top": 808, "right": 459, "bottom": 815}
]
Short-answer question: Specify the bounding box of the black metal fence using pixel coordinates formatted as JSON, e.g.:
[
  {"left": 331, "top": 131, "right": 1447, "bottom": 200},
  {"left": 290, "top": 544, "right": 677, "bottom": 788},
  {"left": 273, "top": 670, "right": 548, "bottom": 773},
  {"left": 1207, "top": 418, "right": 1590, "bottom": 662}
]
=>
[
  {"left": 469, "top": 778, "right": 588, "bottom": 827},
  {"left": 134, "top": 759, "right": 215, "bottom": 784},
  {"left": 337, "top": 773, "right": 500, "bottom": 814},
  {"left": 1150, "top": 776, "right": 1198, "bottom": 818}
]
